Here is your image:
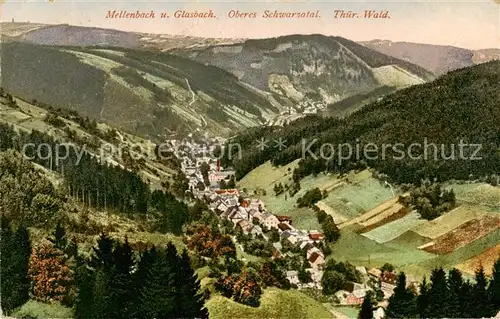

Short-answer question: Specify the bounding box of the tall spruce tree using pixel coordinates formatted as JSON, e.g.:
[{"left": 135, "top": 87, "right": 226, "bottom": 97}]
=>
[
  {"left": 90, "top": 232, "right": 115, "bottom": 270},
  {"left": 132, "top": 245, "right": 157, "bottom": 316},
  {"left": 427, "top": 268, "right": 450, "bottom": 318},
  {"left": 74, "top": 262, "right": 95, "bottom": 319},
  {"left": 471, "top": 266, "right": 494, "bottom": 318},
  {"left": 1, "top": 222, "right": 31, "bottom": 315},
  {"left": 488, "top": 256, "right": 500, "bottom": 312},
  {"left": 447, "top": 268, "right": 464, "bottom": 318},
  {"left": 416, "top": 277, "right": 429, "bottom": 318},
  {"left": 460, "top": 279, "right": 475, "bottom": 319},
  {"left": 176, "top": 249, "right": 209, "bottom": 318},
  {"left": 110, "top": 238, "right": 135, "bottom": 318},
  {"left": 91, "top": 268, "right": 113, "bottom": 319},
  {"left": 386, "top": 272, "right": 416, "bottom": 318},
  {"left": 358, "top": 291, "right": 374, "bottom": 319},
  {"left": 138, "top": 245, "right": 177, "bottom": 318}
]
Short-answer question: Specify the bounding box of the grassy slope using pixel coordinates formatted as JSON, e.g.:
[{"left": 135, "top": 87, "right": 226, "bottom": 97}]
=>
[
  {"left": 238, "top": 162, "right": 395, "bottom": 231},
  {"left": 206, "top": 288, "right": 332, "bottom": 319},
  {"left": 1, "top": 41, "right": 278, "bottom": 138},
  {"left": 0, "top": 95, "right": 177, "bottom": 191},
  {"left": 12, "top": 300, "right": 73, "bottom": 319}
]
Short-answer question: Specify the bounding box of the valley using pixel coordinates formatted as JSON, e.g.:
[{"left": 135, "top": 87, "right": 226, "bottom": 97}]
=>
[{"left": 1, "top": 19, "right": 500, "bottom": 319}]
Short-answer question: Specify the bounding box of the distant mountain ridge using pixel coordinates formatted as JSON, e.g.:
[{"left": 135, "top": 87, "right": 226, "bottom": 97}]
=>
[
  {"left": 0, "top": 22, "right": 246, "bottom": 51},
  {"left": 1, "top": 41, "right": 282, "bottom": 139},
  {"left": 360, "top": 39, "right": 500, "bottom": 75},
  {"left": 1, "top": 23, "right": 434, "bottom": 137},
  {"left": 176, "top": 34, "right": 432, "bottom": 110}
]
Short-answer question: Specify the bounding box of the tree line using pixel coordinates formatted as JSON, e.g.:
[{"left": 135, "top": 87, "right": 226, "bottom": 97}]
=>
[
  {"left": 221, "top": 61, "right": 500, "bottom": 185},
  {"left": 0, "top": 123, "right": 189, "bottom": 234},
  {"left": 1, "top": 217, "right": 209, "bottom": 318},
  {"left": 358, "top": 262, "right": 500, "bottom": 319}
]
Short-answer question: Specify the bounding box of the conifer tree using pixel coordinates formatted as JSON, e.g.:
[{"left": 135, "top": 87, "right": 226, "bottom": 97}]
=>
[
  {"left": 488, "top": 257, "right": 500, "bottom": 311},
  {"left": 176, "top": 249, "right": 209, "bottom": 318},
  {"left": 138, "top": 245, "right": 177, "bottom": 318},
  {"left": 110, "top": 238, "right": 135, "bottom": 318},
  {"left": 91, "top": 268, "right": 113, "bottom": 319},
  {"left": 427, "top": 268, "right": 450, "bottom": 318},
  {"left": 447, "top": 268, "right": 464, "bottom": 318},
  {"left": 74, "top": 262, "right": 95, "bottom": 319},
  {"left": 358, "top": 291, "right": 374, "bottom": 319},
  {"left": 460, "top": 279, "right": 475, "bottom": 319},
  {"left": 90, "top": 232, "right": 115, "bottom": 270},
  {"left": 1, "top": 222, "right": 31, "bottom": 315},
  {"left": 132, "top": 245, "right": 157, "bottom": 316},
  {"left": 416, "top": 277, "right": 429, "bottom": 318},
  {"left": 471, "top": 266, "right": 494, "bottom": 318},
  {"left": 386, "top": 272, "right": 416, "bottom": 318}
]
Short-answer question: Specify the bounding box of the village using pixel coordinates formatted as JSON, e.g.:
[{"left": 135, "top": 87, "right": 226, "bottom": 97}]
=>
[{"left": 166, "top": 137, "right": 417, "bottom": 315}]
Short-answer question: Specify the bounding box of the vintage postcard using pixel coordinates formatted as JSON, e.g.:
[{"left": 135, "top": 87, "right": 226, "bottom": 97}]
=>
[{"left": 0, "top": 0, "right": 499, "bottom": 318}]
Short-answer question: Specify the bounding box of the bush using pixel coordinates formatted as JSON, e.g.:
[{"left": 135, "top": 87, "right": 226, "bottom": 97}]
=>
[
  {"left": 214, "top": 273, "right": 262, "bottom": 307},
  {"left": 297, "top": 188, "right": 323, "bottom": 208},
  {"left": 28, "top": 242, "right": 74, "bottom": 304}
]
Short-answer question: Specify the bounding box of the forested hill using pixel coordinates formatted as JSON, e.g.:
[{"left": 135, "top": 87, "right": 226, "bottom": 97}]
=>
[{"left": 223, "top": 61, "right": 500, "bottom": 184}]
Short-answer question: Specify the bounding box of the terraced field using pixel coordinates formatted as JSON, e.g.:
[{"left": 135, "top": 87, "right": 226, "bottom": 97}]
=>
[
  {"left": 413, "top": 204, "right": 489, "bottom": 239},
  {"left": 362, "top": 211, "right": 426, "bottom": 244},
  {"left": 449, "top": 183, "right": 500, "bottom": 207},
  {"left": 330, "top": 225, "right": 435, "bottom": 267},
  {"left": 456, "top": 243, "right": 500, "bottom": 275},
  {"left": 322, "top": 176, "right": 395, "bottom": 220},
  {"left": 339, "top": 196, "right": 401, "bottom": 229},
  {"left": 421, "top": 215, "right": 500, "bottom": 254}
]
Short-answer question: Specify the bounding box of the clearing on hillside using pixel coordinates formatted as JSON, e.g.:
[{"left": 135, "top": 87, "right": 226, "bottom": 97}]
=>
[
  {"left": 421, "top": 215, "right": 500, "bottom": 254},
  {"left": 358, "top": 203, "right": 408, "bottom": 233},
  {"left": 450, "top": 183, "right": 500, "bottom": 207},
  {"left": 362, "top": 211, "right": 426, "bottom": 244},
  {"left": 456, "top": 244, "right": 500, "bottom": 276},
  {"left": 330, "top": 225, "right": 434, "bottom": 268},
  {"left": 322, "top": 176, "right": 395, "bottom": 220},
  {"left": 314, "top": 200, "right": 349, "bottom": 224},
  {"left": 413, "top": 204, "right": 489, "bottom": 239},
  {"left": 339, "top": 196, "right": 401, "bottom": 229},
  {"left": 206, "top": 288, "right": 332, "bottom": 319}
]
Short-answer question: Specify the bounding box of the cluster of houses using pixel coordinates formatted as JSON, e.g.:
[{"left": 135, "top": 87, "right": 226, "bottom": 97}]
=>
[
  {"left": 208, "top": 189, "right": 327, "bottom": 288},
  {"left": 171, "top": 137, "right": 404, "bottom": 310}
]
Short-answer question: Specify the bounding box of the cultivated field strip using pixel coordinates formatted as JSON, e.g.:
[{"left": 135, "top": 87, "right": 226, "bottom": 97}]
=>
[
  {"left": 339, "top": 195, "right": 402, "bottom": 229},
  {"left": 412, "top": 204, "right": 488, "bottom": 239},
  {"left": 456, "top": 243, "right": 500, "bottom": 276},
  {"left": 361, "top": 211, "right": 426, "bottom": 244},
  {"left": 421, "top": 214, "right": 500, "bottom": 254}
]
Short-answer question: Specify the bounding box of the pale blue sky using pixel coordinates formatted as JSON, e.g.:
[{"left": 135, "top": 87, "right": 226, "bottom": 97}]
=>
[{"left": 2, "top": 0, "right": 499, "bottom": 49}]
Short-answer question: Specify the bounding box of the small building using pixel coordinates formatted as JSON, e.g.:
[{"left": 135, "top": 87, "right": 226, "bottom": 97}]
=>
[
  {"left": 250, "top": 225, "right": 263, "bottom": 236},
  {"left": 306, "top": 247, "right": 324, "bottom": 260},
  {"left": 308, "top": 251, "right": 325, "bottom": 269},
  {"left": 286, "top": 271, "right": 300, "bottom": 285},
  {"left": 281, "top": 231, "right": 299, "bottom": 245},
  {"left": 341, "top": 282, "right": 373, "bottom": 305},
  {"left": 271, "top": 249, "right": 281, "bottom": 260},
  {"left": 277, "top": 215, "right": 292, "bottom": 225},
  {"left": 373, "top": 307, "right": 385, "bottom": 319},
  {"left": 236, "top": 220, "right": 253, "bottom": 234},
  {"left": 261, "top": 212, "right": 280, "bottom": 230},
  {"left": 308, "top": 231, "right": 325, "bottom": 242},
  {"left": 278, "top": 222, "right": 292, "bottom": 232},
  {"left": 367, "top": 268, "right": 382, "bottom": 279},
  {"left": 299, "top": 241, "right": 314, "bottom": 251},
  {"left": 380, "top": 271, "right": 398, "bottom": 299}
]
